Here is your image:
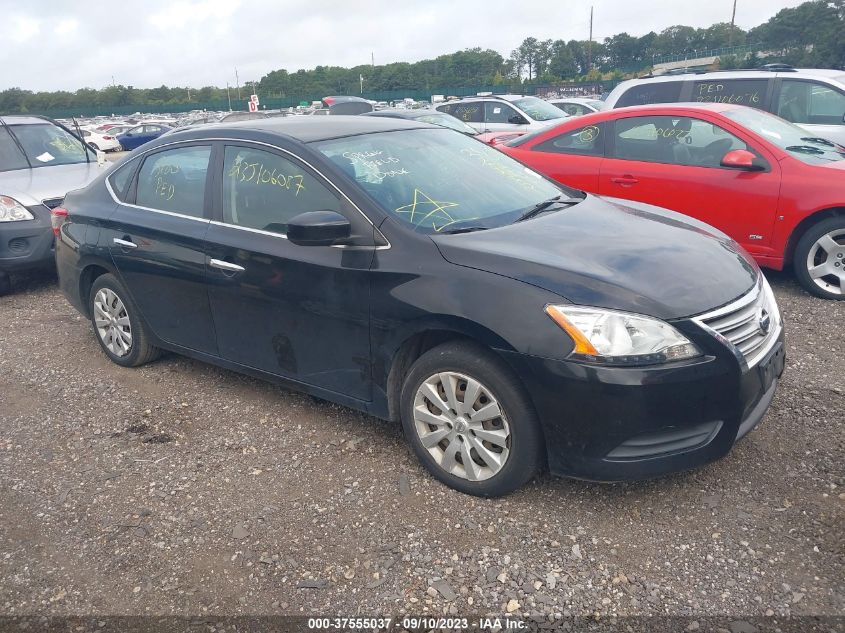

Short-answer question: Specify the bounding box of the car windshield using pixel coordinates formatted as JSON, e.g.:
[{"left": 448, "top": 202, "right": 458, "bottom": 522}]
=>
[
  {"left": 723, "top": 107, "right": 845, "bottom": 165},
  {"left": 314, "top": 128, "right": 574, "bottom": 234},
  {"left": 511, "top": 97, "right": 568, "bottom": 122},
  {"left": 0, "top": 123, "right": 91, "bottom": 172},
  {"left": 414, "top": 113, "right": 477, "bottom": 135}
]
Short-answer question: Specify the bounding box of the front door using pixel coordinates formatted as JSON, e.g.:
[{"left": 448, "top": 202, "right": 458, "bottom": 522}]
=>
[
  {"left": 204, "top": 143, "right": 373, "bottom": 401},
  {"left": 599, "top": 114, "right": 782, "bottom": 256},
  {"left": 106, "top": 143, "right": 218, "bottom": 354},
  {"left": 483, "top": 101, "right": 527, "bottom": 133}
]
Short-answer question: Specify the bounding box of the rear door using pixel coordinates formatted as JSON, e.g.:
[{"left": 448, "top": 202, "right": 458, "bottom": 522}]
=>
[
  {"left": 106, "top": 142, "right": 218, "bottom": 354},
  {"left": 437, "top": 101, "right": 485, "bottom": 133},
  {"left": 203, "top": 142, "right": 374, "bottom": 401},
  {"left": 598, "top": 114, "right": 782, "bottom": 255}
]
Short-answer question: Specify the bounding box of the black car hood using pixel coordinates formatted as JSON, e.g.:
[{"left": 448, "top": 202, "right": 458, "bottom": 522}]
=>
[{"left": 432, "top": 195, "right": 759, "bottom": 320}]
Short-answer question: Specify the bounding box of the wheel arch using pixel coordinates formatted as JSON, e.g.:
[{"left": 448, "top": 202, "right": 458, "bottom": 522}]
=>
[
  {"left": 383, "top": 316, "right": 518, "bottom": 423},
  {"left": 78, "top": 260, "right": 118, "bottom": 317},
  {"left": 784, "top": 207, "right": 845, "bottom": 265}
]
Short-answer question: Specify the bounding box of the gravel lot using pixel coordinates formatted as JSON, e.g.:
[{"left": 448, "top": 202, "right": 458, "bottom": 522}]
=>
[{"left": 0, "top": 267, "right": 842, "bottom": 623}]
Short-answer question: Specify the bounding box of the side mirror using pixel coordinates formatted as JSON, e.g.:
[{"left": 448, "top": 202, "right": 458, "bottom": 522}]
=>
[
  {"left": 287, "top": 210, "right": 351, "bottom": 246},
  {"left": 720, "top": 149, "right": 765, "bottom": 171},
  {"left": 508, "top": 114, "right": 528, "bottom": 125}
]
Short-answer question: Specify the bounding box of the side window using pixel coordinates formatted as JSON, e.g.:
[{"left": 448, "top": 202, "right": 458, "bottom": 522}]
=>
[
  {"left": 484, "top": 102, "right": 518, "bottom": 124},
  {"left": 561, "top": 103, "right": 586, "bottom": 116},
  {"left": 613, "top": 116, "right": 749, "bottom": 167},
  {"left": 615, "top": 81, "right": 683, "bottom": 108},
  {"left": 777, "top": 80, "right": 845, "bottom": 125},
  {"left": 135, "top": 145, "right": 211, "bottom": 217},
  {"left": 108, "top": 159, "right": 137, "bottom": 201},
  {"left": 692, "top": 79, "right": 767, "bottom": 108},
  {"left": 534, "top": 123, "right": 604, "bottom": 156},
  {"left": 440, "top": 102, "right": 483, "bottom": 123},
  {"left": 223, "top": 146, "right": 341, "bottom": 235}
]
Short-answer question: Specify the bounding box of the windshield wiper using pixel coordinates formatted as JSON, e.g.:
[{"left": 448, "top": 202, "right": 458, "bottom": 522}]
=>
[
  {"left": 438, "top": 225, "right": 489, "bottom": 235},
  {"left": 514, "top": 195, "right": 582, "bottom": 223},
  {"left": 785, "top": 145, "right": 825, "bottom": 155},
  {"left": 800, "top": 136, "right": 835, "bottom": 147}
]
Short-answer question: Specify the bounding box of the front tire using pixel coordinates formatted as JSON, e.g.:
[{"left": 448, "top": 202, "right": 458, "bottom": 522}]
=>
[
  {"left": 794, "top": 217, "right": 845, "bottom": 300},
  {"left": 89, "top": 274, "right": 160, "bottom": 367},
  {"left": 400, "top": 341, "right": 543, "bottom": 497}
]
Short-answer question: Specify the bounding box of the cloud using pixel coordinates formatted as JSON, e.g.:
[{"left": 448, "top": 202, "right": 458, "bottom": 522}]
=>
[{"left": 0, "top": 0, "right": 808, "bottom": 92}]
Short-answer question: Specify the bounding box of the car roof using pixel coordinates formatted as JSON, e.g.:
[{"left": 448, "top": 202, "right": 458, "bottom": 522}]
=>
[
  {"left": 617, "top": 68, "right": 845, "bottom": 86},
  {"left": 362, "top": 109, "right": 443, "bottom": 119},
  {"left": 0, "top": 115, "right": 57, "bottom": 125},
  {"left": 610, "top": 102, "right": 742, "bottom": 115},
  {"left": 184, "top": 114, "right": 435, "bottom": 143}
]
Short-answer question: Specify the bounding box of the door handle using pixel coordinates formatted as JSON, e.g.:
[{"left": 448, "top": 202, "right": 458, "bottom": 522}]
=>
[
  {"left": 209, "top": 258, "right": 245, "bottom": 273},
  {"left": 113, "top": 237, "right": 137, "bottom": 249},
  {"left": 611, "top": 176, "right": 639, "bottom": 186}
]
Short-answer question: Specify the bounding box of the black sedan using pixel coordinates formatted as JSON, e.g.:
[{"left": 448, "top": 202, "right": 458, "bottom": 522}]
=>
[{"left": 53, "top": 116, "right": 785, "bottom": 496}]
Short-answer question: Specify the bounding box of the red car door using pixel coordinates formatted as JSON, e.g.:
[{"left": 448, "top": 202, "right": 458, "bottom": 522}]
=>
[
  {"left": 504, "top": 121, "right": 606, "bottom": 192},
  {"left": 598, "top": 113, "right": 782, "bottom": 258}
]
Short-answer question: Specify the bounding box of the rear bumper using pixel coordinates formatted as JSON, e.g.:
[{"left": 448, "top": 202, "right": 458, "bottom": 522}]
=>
[
  {"left": 0, "top": 205, "right": 55, "bottom": 272},
  {"left": 498, "top": 327, "right": 785, "bottom": 482}
]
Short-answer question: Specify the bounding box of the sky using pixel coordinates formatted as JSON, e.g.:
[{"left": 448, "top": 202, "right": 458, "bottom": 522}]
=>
[{"left": 1, "top": 0, "right": 806, "bottom": 92}]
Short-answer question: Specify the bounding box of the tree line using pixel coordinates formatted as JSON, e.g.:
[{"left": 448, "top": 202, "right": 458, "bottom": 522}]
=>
[{"left": 0, "top": 0, "right": 842, "bottom": 114}]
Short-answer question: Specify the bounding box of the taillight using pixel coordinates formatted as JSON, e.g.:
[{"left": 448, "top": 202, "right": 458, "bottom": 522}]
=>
[
  {"left": 103, "top": 135, "right": 114, "bottom": 140},
  {"left": 51, "top": 207, "right": 69, "bottom": 236}
]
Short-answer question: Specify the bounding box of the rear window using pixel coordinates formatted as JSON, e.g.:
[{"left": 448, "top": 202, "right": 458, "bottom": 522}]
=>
[{"left": 615, "top": 81, "right": 683, "bottom": 108}]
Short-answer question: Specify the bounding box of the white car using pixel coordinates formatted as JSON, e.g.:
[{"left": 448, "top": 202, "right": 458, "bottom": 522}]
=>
[
  {"left": 435, "top": 94, "right": 569, "bottom": 133},
  {"left": 79, "top": 128, "right": 121, "bottom": 152},
  {"left": 547, "top": 97, "right": 606, "bottom": 116}
]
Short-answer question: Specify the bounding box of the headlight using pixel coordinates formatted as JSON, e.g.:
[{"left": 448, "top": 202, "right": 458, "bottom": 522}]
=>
[
  {"left": 0, "top": 196, "right": 35, "bottom": 222},
  {"left": 545, "top": 304, "right": 702, "bottom": 366}
]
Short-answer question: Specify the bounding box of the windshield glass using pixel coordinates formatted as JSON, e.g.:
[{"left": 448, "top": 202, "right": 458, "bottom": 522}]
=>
[
  {"left": 314, "top": 128, "right": 572, "bottom": 233},
  {"left": 0, "top": 123, "right": 90, "bottom": 171},
  {"left": 512, "top": 97, "right": 568, "bottom": 122},
  {"left": 414, "top": 113, "right": 477, "bottom": 135},
  {"left": 723, "top": 107, "right": 845, "bottom": 165}
]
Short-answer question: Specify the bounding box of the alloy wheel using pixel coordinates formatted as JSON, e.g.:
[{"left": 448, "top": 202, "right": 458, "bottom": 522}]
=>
[
  {"left": 806, "top": 228, "right": 845, "bottom": 296},
  {"left": 412, "top": 372, "right": 511, "bottom": 481},
  {"left": 93, "top": 288, "right": 133, "bottom": 357}
]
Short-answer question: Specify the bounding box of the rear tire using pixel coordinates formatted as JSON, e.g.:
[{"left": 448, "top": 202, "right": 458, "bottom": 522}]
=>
[
  {"left": 89, "top": 274, "right": 161, "bottom": 367},
  {"left": 0, "top": 271, "right": 11, "bottom": 296},
  {"left": 400, "top": 341, "right": 543, "bottom": 497},
  {"left": 793, "top": 217, "right": 845, "bottom": 300}
]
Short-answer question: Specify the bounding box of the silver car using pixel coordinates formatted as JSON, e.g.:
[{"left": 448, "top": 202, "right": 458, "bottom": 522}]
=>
[
  {"left": 605, "top": 66, "right": 845, "bottom": 146},
  {"left": 0, "top": 116, "right": 106, "bottom": 295}
]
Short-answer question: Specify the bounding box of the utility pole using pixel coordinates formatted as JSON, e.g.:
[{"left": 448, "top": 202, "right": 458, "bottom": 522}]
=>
[
  {"left": 728, "top": 0, "right": 738, "bottom": 47},
  {"left": 235, "top": 67, "right": 241, "bottom": 100},
  {"left": 226, "top": 83, "right": 232, "bottom": 111},
  {"left": 587, "top": 6, "right": 593, "bottom": 74}
]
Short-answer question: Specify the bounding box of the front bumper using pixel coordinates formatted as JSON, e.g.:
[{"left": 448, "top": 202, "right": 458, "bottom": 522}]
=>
[
  {"left": 499, "top": 325, "right": 785, "bottom": 482},
  {"left": 0, "top": 204, "right": 55, "bottom": 272}
]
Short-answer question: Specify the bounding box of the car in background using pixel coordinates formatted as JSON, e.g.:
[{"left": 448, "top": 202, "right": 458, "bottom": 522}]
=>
[
  {"left": 499, "top": 103, "right": 845, "bottom": 299},
  {"left": 548, "top": 97, "right": 606, "bottom": 116},
  {"left": 0, "top": 115, "right": 105, "bottom": 294},
  {"left": 362, "top": 108, "right": 478, "bottom": 135},
  {"left": 435, "top": 94, "right": 568, "bottom": 134},
  {"left": 219, "top": 111, "right": 268, "bottom": 123},
  {"left": 103, "top": 124, "right": 133, "bottom": 137},
  {"left": 605, "top": 66, "right": 845, "bottom": 145},
  {"left": 79, "top": 128, "right": 121, "bottom": 152},
  {"left": 116, "top": 124, "right": 173, "bottom": 151},
  {"left": 54, "top": 116, "right": 783, "bottom": 496},
  {"left": 322, "top": 96, "right": 374, "bottom": 115}
]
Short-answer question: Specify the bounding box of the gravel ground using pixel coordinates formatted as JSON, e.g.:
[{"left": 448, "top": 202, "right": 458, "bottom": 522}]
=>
[{"left": 0, "top": 268, "right": 842, "bottom": 622}]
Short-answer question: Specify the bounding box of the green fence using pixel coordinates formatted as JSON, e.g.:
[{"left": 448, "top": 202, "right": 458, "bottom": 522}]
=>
[{"left": 14, "top": 81, "right": 622, "bottom": 120}]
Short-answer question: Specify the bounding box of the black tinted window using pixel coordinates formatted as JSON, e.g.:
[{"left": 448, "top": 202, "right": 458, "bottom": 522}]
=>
[
  {"left": 615, "top": 81, "right": 683, "bottom": 107},
  {"left": 692, "top": 79, "right": 766, "bottom": 108},
  {"left": 534, "top": 123, "right": 604, "bottom": 156},
  {"left": 437, "top": 102, "right": 483, "bottom": 123},
  {"left": 135, "top": 145, "right": 210, "bottom": 217},
  {"left": 223, "top": 146, "right": 340, "bottom": 235}
]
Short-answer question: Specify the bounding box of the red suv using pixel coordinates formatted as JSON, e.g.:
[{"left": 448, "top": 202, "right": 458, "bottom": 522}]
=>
[{"left": 500, "top": 103, "right": 845, "bottom": 300}]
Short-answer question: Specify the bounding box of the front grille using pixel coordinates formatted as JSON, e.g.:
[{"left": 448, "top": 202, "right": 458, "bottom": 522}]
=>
[
  {"left": 694, "top": 277, "right": 781, "bottom": 369},
  {"left": 41, "top": 197, "right": 64, "bottom": 209}
]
